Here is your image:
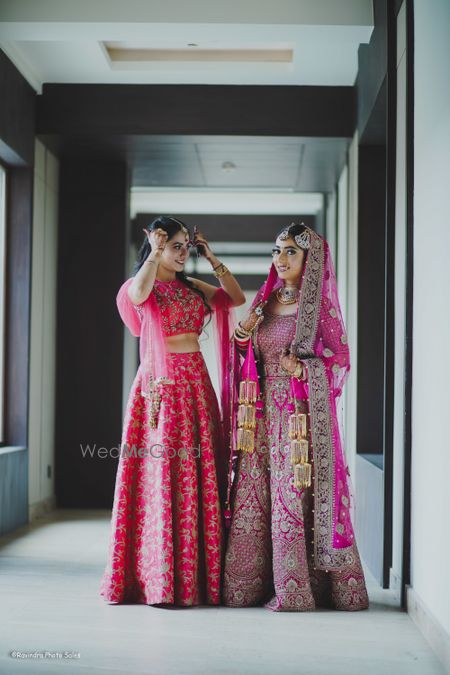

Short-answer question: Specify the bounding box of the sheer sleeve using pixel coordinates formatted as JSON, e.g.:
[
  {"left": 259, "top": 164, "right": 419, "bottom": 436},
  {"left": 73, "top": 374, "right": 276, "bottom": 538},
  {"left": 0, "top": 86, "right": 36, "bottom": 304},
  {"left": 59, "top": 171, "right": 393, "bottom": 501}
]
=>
[
  {"left": 116, "top": 277, "right": 145, "bottom": 337},
  {"left": 210, "top": 287, "right": 233, "bottom": 311}
]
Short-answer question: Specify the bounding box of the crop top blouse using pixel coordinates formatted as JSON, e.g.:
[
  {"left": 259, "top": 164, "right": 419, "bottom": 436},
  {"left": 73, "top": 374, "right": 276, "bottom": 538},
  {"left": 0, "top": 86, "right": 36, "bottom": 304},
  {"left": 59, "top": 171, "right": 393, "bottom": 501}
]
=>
[{"left": 137, "top": 278, "right": 209, "bottom": 337}]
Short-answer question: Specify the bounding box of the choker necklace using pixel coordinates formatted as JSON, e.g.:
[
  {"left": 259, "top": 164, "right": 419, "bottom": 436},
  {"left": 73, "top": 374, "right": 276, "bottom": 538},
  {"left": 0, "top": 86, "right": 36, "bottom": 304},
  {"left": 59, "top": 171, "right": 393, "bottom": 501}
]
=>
[{"left": 276, "top": 285, "right": 299, "bottom": 305}]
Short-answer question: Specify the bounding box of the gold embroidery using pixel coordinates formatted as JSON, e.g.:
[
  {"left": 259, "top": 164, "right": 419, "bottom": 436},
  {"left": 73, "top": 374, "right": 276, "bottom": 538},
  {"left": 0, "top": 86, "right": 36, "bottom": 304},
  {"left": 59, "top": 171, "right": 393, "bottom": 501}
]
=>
[
  {"left": 292, "top": 232, "right": 324, "bottom": 355},
  {"left": 304, "top": 357, "right": 354, "bottom": 570}
]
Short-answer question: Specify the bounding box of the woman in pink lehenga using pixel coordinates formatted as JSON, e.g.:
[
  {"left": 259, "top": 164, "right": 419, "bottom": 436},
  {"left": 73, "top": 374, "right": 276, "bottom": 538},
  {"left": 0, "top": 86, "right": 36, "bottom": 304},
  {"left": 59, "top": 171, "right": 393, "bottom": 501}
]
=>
[
  {"left": 100, "top": 216, "right": 244, "bottom": 607},
  {"left": 223, "top": 223, "right": 369, "bottom": 611}
]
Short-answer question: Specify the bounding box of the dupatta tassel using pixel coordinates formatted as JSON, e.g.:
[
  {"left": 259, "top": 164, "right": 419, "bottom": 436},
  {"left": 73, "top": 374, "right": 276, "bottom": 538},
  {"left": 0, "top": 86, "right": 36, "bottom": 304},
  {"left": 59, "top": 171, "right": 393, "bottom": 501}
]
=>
[
  {"left": 149, "top": 390, "right": 161, "bottom": 429},
  {"left": 145, "top": 377, "right": 174, "bottom": 429}
]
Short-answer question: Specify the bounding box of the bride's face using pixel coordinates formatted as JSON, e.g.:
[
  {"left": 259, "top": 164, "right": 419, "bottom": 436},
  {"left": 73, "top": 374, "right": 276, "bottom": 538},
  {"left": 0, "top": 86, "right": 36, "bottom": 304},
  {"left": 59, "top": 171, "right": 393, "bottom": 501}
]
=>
[{"left": 272, "top": 235, "right": 305, "bottom": 284}]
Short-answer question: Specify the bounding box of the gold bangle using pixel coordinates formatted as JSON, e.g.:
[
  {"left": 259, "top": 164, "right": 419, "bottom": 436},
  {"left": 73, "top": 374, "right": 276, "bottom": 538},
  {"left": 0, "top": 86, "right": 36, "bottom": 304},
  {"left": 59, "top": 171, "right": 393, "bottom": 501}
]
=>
[
  {"left": 235, "top": 332, "right": 250, "bottom": 343},
  {"left": 237, "top": 322, "right": 252, "bottom": 337},
  {"left": 213, "top": 264, "right": 229, "bottom": 279}
]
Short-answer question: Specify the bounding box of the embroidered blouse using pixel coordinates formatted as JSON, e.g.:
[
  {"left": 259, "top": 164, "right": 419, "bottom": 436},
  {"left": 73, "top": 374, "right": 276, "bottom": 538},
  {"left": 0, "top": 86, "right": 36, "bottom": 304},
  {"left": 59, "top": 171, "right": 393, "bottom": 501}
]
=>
[{"left": 133, "top": 278, "right": 212, "bottom": 337}]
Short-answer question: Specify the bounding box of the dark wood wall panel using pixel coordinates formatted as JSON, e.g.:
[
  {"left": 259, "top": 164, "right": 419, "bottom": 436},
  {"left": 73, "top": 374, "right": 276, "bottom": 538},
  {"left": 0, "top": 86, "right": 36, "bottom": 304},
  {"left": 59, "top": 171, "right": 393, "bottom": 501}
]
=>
[
  {"left": 37, "top": 84, "right": 355, "bottom": 139},
  {"left": 55, "top": 161, "right": 129, "bottom": 507},
  {"left": 4, "top": 168, "right": 33, "bottom": 447},
  {"left": 0, "top": 50, "right": 35, "bottom": 533},
  {"left": 0, "top": 448, "right": 28, "bottom": 536},
  {"left": 356, "top": 0, "right": 388, "bottom": 140},
  {"left": 357, "top": 145, "right": 386, "bottom": 455},
  {"left": 133, "top": 213, "right": 317, "bottom": 245},
  {"left": 0, "top": 49, "right": 35, "bottom": 166}
]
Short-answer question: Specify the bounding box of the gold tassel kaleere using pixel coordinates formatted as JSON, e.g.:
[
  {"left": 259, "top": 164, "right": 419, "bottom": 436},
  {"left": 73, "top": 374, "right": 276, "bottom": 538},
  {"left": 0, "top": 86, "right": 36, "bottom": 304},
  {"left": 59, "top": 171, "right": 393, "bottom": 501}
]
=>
[
  {"left": 236, "top": 380, "right": 257, "bottom": 452},
  {"left": 288, "top": 407, "right": 312, "bottom": 488}
]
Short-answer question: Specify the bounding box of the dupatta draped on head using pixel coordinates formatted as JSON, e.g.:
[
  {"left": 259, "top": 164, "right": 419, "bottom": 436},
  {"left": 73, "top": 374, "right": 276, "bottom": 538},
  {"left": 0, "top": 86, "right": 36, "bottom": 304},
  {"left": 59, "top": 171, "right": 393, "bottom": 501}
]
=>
[{"left": 227, "top": 227, "right": 356, "bottom": 571}]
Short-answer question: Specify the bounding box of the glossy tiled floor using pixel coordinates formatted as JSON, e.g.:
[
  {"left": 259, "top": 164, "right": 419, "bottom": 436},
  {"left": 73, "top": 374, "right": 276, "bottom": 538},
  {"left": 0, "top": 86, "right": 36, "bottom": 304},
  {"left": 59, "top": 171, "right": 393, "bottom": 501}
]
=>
[{"left": 0, "top": 509, "right": 445, "bottom": 675}]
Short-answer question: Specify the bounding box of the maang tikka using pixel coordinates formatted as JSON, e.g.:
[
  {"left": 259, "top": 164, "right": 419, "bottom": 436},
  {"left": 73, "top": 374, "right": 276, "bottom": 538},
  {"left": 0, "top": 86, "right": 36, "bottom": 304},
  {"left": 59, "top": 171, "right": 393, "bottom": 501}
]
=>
[{"left": 279, "top": 222, "right": 311, "bottom": 250}]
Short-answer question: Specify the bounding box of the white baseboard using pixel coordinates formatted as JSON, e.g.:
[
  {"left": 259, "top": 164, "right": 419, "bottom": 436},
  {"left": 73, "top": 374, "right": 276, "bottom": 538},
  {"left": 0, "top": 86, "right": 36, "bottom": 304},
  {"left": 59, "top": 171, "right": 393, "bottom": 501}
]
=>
[
  {"left": 389, "top": 567, "right": 402, "bottom": 603},
  {"left": 29, "top": 496, "right": 56, "bottom": 523},
  {"left": 407, "top": 586, "right": 450, "bottom": 674}
]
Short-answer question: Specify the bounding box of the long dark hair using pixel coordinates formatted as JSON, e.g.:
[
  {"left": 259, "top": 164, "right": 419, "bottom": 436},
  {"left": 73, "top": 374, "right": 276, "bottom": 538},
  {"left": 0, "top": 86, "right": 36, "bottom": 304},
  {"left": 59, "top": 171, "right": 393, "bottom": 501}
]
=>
[{"left": 134, "top": 215, "right": 212, "bottom": 319}]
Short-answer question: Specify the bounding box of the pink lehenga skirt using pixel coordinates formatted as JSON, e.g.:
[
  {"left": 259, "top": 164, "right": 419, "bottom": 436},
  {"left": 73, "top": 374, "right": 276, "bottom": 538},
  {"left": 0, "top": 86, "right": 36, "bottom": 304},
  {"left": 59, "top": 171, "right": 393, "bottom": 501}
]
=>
[
  {"left": 223, "top": 367, "right": 369, "bottom": 611},
  {"left": 100, "top": 351, "right": 224, "bottom": 606}
]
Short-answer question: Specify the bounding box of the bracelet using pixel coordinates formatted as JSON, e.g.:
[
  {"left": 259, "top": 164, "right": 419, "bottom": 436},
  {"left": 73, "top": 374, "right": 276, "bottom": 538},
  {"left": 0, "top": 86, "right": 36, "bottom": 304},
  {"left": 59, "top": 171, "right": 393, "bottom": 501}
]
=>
[
  {"left": 235, "top": 331, "right": 251, "bottom": 343},
  {"left": 145, "top": 258, "right": 156, "bottom": 265},
  {"left": 236, "top": 322, "right": 252, "bottom": 337},
  {"left": 214, "top": 264, "right": 229, "bottom": 279},
  {"left": 235, "top": 333, "right": 250, "bottom": 346},
  {"left": 212, "top": 261, "right": 223, "bottom": 271}
]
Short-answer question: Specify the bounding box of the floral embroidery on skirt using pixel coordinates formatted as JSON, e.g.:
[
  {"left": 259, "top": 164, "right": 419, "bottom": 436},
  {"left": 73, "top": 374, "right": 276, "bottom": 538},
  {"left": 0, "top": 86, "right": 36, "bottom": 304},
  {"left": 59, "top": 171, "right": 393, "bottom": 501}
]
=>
[{"left": 100, "top": 351, "right": 224, "bottom": 606}]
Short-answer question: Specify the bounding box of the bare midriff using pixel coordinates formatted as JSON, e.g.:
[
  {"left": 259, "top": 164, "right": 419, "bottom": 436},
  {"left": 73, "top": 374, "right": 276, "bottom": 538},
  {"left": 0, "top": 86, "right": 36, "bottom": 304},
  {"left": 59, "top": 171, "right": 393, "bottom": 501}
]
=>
[{"left": 165, "top": 332, "right": 201, "bottom": 353}]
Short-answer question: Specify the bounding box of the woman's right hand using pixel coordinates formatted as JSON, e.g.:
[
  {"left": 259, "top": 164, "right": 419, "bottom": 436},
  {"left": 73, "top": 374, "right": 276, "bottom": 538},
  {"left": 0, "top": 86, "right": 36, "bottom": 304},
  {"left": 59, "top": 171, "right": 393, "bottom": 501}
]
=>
[{"left": 143, "top": 227, "right": 168, "bottom": 252}]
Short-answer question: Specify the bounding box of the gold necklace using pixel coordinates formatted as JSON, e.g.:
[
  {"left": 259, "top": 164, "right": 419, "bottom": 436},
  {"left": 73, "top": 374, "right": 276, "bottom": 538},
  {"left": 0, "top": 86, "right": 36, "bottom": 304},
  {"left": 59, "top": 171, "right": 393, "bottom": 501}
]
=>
[{"left": 276, "top": 286, "right": 299, "bottom": 305}]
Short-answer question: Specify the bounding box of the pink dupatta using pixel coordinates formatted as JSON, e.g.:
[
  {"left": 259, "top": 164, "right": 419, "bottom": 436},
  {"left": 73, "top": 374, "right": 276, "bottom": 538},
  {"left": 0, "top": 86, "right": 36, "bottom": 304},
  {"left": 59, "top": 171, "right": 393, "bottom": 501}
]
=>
[{"left": 227, "top": 228, "right": 356, "bottom": 571}]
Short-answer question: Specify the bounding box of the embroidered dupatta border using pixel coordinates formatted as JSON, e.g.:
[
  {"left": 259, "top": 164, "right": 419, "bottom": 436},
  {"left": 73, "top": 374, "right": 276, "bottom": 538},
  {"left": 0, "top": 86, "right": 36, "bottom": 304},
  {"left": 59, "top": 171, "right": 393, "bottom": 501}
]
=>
[
  {"left": 304, "top": 357, "right": 354, "bottom": 570},
  {"left": 292, "top": 230, "right": 353, "bottom": 570}
]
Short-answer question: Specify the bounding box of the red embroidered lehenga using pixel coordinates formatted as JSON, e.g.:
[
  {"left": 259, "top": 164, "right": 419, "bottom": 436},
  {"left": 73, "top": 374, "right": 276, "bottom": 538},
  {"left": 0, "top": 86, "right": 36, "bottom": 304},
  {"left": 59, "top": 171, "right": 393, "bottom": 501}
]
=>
[
  {"left": 100, "top": 278, "right": 232, "bottom": 606},
  {"left": 223, "top": 228, "right": 369, "bottom": 611}
]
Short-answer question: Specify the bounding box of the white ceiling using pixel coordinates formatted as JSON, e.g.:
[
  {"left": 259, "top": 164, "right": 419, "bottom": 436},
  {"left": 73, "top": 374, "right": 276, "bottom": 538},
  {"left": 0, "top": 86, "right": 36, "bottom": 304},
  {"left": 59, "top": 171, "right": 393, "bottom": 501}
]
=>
[{"left": 0, "top": 0, "right": 373, "bottom": 93}]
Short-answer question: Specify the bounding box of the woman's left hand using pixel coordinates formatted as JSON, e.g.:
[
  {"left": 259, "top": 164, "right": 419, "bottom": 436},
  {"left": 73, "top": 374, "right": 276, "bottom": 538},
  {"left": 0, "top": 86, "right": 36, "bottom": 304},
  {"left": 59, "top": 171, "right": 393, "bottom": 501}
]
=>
[{"left": 193, "top": 226, "right": 213, "bottom": 260}]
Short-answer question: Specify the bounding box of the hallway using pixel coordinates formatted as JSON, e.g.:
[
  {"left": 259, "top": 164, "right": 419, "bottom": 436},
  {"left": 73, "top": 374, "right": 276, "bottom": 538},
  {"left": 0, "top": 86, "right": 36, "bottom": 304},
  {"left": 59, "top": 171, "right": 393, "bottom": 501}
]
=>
[
  {"left": 1, "top": 0, "right": 450, "bottom": 673},
  {"left": 0, "top": 510, "right": 445, "bottom": 675}
]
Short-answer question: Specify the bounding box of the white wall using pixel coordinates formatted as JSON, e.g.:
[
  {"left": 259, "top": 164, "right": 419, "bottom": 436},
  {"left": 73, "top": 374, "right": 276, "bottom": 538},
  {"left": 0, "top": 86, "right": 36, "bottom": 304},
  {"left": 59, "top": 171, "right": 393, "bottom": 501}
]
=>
[
  {"left": 337, "top": 165, "right": 349, "bottom": 322},
  {"left": 410, "top": 0, "right": 450, "bottom": 647},
  {"left": 325, "top": 191, "right": 337, "bottom": 264},
  {"left": 28, "top": 140, "right": 59, "bottom": 520},
  {"left": 391, "top": 0, "right": 407, "bottom": 599},
  {"left": 344, "top": 132, "right": 359, "bottom": 485},
  {"left": 121, "top": 243, "right": 140, "bottom": 418}
]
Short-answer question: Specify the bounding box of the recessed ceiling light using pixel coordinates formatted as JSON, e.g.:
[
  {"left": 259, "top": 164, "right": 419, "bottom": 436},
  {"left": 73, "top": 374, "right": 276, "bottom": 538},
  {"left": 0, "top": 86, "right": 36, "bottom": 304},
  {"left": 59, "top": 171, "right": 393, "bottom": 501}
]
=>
[{"left": 104, "top": 42, "right": 293, "bottom": 64}]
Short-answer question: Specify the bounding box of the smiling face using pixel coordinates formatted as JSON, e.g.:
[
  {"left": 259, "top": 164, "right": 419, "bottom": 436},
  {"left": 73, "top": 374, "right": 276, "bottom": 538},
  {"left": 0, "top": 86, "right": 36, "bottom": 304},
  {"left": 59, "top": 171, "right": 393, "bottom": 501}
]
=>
[
  {"left": 272, "top": 235, "right": 306, "bottom": 284},
  {"left": 159, "top": 228, "right": 191, "bottom": 274}
]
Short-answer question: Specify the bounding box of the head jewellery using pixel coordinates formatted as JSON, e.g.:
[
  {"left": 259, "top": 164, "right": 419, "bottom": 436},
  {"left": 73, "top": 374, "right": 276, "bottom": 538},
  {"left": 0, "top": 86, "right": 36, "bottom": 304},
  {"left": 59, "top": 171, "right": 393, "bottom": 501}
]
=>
[{"left": 279, "top": 222, "right": 311, "bottom": 250}]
